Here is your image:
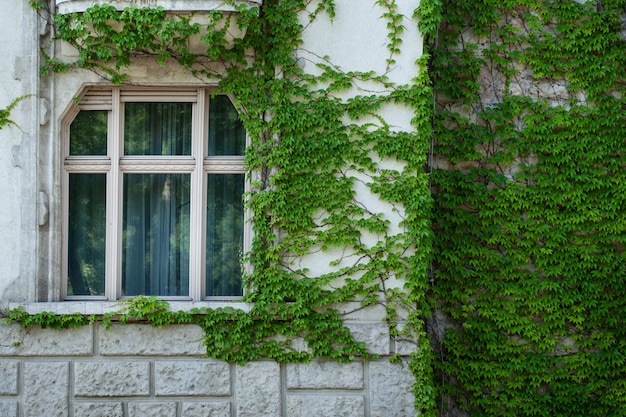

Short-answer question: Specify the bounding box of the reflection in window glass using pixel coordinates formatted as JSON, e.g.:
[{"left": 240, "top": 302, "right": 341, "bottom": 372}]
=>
[
  {"left": 206, "top": 174, "right": 245, "bottom": 297},
  {"left": 124, "top": 102, "right": 192, "bottom": 156},
  {"left": 208, "top": 95, "right": 245, "bottom": 156},
  {"left": 122, "top": 174, "right": 191, "bottom": 297},
  {"left": 70, "top": 110, "right": 108, "bottom": 155},
  {"left": 68, "top": 173, "right": 106, "bottom": 296}
]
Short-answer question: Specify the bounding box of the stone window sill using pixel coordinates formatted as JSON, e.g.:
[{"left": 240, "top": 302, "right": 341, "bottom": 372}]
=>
[{"left": 8, "top": 301, "right": 252, "bottom": 316}]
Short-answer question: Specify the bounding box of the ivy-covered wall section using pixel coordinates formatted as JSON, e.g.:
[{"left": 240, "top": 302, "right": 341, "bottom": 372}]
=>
[{"left": 424, "top": 0, "right": 626, "bottom": 415}]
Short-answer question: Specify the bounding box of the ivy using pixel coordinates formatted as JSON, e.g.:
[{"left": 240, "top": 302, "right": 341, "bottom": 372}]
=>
[
  {"left": 429, "top": 0, "right": 626, "bottom": 415},
  {"left": 46, "top": 4, "right": 202, "bottom": 82},
  {"left": 5, "top": 306, "right": 88, "bottom": 329},
  {"left": 0, "top": 96, "right": 29, "bottom": 130}
]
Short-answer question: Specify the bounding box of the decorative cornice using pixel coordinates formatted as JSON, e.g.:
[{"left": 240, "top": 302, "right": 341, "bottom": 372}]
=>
[{"left": 56, "top": 0, "right": 262, "bottom": 14}]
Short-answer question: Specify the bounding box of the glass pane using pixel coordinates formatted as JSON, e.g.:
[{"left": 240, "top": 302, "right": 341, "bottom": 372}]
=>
[
  {"left": 70, "top": 110, "right": 108, "bottom": 155},
  {"left": 122, "top": 174, "right": 191, "bottom": 297},
  {"left": 206, "top": 174, "right": 245, "bottom": 297},
  {"left": 208, "top": 95, "right": 245, "bottom": 156},
  {"left": 124, "top": 102, "right": 192, "bottom": 155},
  {"left": 67, "top": 174, "right": 106, "bottom": 296}
]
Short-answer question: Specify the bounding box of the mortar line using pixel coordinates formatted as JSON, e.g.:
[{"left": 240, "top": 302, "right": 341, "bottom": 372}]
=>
[
  {"left": 230, "top": 362, "right": 237, "bottom": 417},
  {"left": 280, "top": 362, "right": 288, "bottom": 417},
  {"left": 363, "top": 360, "right": 371, "bottom": 417}
]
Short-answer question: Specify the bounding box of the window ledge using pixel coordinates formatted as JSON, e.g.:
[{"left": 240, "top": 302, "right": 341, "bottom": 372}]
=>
[
  {"left": 56, "top": 0, "right": 262, "bottom": 14},
  {"left": 8, "top": 301, "right": 252, "bottom": 316}
]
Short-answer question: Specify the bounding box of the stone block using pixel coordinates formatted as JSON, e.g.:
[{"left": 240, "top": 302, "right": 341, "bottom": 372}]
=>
[
  {"left": 155, "top": 360, "right": 231, "bottom": 396},
  {"left": 369, "top": 359, "right": 415, "bottom": 417},
  {"left": 286, "top": 395, "right": 365, "bottom": 417},
  {"left": 286, "top": 361, "right": 363, "bottom": 390},
  {"left": 235, "top": 362, "right": 280, "bottom": 417},
  {"left": 393, "top": 337, "right": 418, "bottom": 357},
  {"left": 337, "top": 303, "right": 387, "bottom": 322},
  {"left": 0, "top": 323, "right": 92, "bottom": 356},
  {"left": 390, "top": 321, "right": 419, "bottom": 356},
  {"left": 181, "top": 402, "right": 231, "bottom": 417},
  {"left": 0, "top": 362, "right": 18, "bottom": 395},
  {"left": 74, "top": 361, "right": 150, "bottom": 397},
  {"left": 345, "top": 323, "right": 391, "bottom": 356},
  {"left": 99, "top": 324, "right": 205, "bottom": 356},
  {"left": 0, "top": 401, "right": 18, "bottom": 417},
  {"left": 23, "top": 362, "right": 69, "bottom": 417},
  {"left": 128, "top": 402, "right": 177, "bottom": 417},
  {"left": 73, "top": 402, "right": 124, "bottom": 417}
]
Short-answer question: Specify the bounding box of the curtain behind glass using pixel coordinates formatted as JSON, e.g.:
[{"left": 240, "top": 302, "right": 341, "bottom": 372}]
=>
[
  {"left": 208, "top": 95, "right": 245, "bottom": 156},
  {"left": 122, "top": 101, "right": 193, "bottom": 296},
  {"left": 122, "top": 174, "right": 190, "bottom": 296},
  {"left": 124, "top": 102, "right": 192, "bottom": 155},
  {"left": 68, "top": 174, "right": 106, "bottom": 296},
  {"left": 206, "top": 95, "right": 246, "bottom": 297},
  {"left": 70, "top": 110, "right": 107, "bottom": 155},
  {"left": 206, "top": 174, "right": 244, "bottom": 296}
]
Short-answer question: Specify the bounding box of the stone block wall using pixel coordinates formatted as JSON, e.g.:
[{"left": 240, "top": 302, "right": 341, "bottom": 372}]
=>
[{"left": 0, "top": 323, "right": 416, "bottom": 417}]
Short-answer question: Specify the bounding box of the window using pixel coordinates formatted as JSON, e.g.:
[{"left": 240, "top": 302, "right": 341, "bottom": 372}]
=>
[{"left": 63, "top": 88, "right": 247, "bottom": 300}]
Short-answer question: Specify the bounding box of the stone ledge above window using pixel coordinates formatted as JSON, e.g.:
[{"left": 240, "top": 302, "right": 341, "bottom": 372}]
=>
[
  {"left": 8, "top": 301, "right": 252, "bottom": 316},
  {"left": 56, "top": 0, "right": 262, "bottom": 14}
]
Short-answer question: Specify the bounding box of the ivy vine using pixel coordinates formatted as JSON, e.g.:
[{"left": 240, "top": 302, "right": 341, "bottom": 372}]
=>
[{"left": 0, "top": 95, "right": 29, "bottom": 130}]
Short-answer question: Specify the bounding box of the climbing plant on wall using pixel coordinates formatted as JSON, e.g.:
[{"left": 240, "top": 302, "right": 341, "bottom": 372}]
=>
[
  {"left": 424, "top": 0, "right": 626, "bottom": 415},
  {"left": 11, "top": 0, "right": 437, "bottom": 414},
  {"left": 0, "top": 95, "right": 29, "bottom": 130}
]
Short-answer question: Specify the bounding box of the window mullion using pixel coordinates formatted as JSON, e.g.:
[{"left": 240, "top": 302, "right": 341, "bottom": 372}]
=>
[
  {"left": 105, "top": 88, "right": 122, "bottom": 301},
  {"left": 188, "top": 89, "right": 207, "bottom": 300},
  {"left": 60, "top": 119, "right": 71, "bottom": 300}
]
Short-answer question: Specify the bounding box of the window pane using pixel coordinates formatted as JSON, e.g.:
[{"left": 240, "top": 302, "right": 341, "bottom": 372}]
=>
[
  {"left": 208, "top": 95, "right": 245, "bottom": 156},
  {"left": 70, "top": 110, "right": 107, "bottom": 155},
  {"left": 68, "top": 174, "right": 106, "bottom": 296},
  {"left": 206, "top": 174, "right": 244, "bottom": 297},
  {"left": 124, "top": 103, "right": 192, "bottom": 155},
  {"left": 122, "top": 174, "right": 191, "bottom": 297}
]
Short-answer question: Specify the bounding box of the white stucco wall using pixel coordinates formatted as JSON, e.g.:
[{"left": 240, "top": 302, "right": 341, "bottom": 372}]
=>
[
  {"left": 293, "top": 0, "right": 423, "bottom": 290},
  {"left": 299, "top": 0, "right": 422, "bottom": 124},
  {"left": 0, "top": 1, "right": 40, "bottom": 304}
]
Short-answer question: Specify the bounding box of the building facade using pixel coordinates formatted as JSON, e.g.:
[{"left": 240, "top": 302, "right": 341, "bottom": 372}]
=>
[{"left": 0, "top": 1, "right": 425, "bottom": 416}]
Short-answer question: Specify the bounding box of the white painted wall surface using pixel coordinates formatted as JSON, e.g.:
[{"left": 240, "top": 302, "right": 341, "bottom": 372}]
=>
[{"left": 0, "top": 1, "right": 40, "bottom": 305}]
